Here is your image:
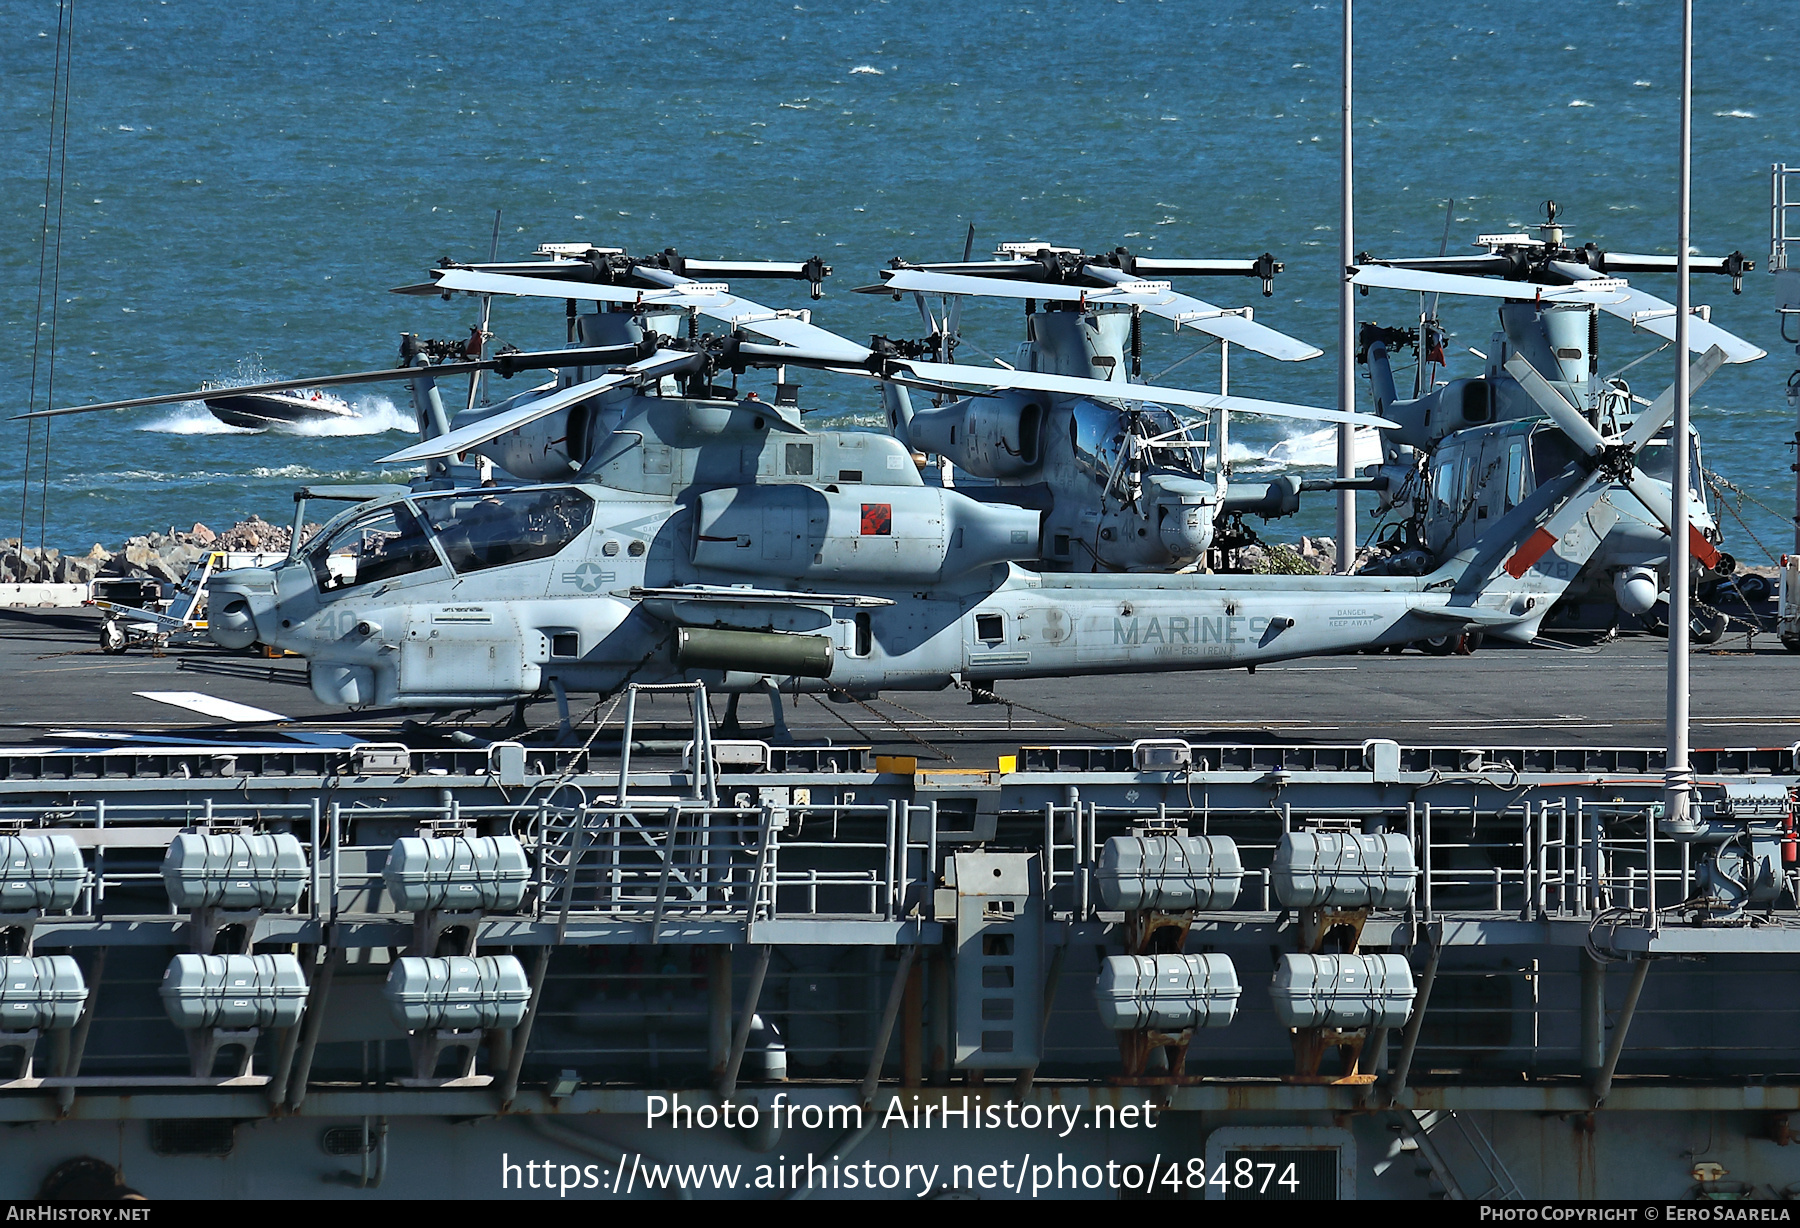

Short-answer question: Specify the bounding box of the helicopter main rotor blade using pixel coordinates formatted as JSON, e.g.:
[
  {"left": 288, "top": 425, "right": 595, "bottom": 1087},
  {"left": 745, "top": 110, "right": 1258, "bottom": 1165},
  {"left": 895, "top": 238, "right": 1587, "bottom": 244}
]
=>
[
  {"left": 13, "top": 342, "right": 653, "bottom": 421},
  {"left": 14, "top": 363, "right": 487, "bottom": 420},
  {"left": 1503, "top": 474, "right": 1610, "bottom": 578},
  {"left": 725, "top": 338, "right": 1394, "bottom": 427},
  {"left": 1546, "top": 261, "right": 1765, "bottom": 364},
  {"left": 894, "top": 361, "right": 1394, "bottom": 428},
  {"left": 1594, "top": 251, "right": 1743, "bottom": 278},
  {"left": 874, "top": 268, "right": 1126, "bottom": 300},
  {"left": 862, "top": 260, "right": 1046, "bottom": 284},
  {"left": 1502, "top": 357, "right": 1609, "bottom": 455},
  {"left": 876, "top": 268, "right": 1323, "bottom": 362},
  {"left": 1618, "top": 468, "right": 1722, "bottom": 569},
  {"left": 1080, "top": 266, "right": 1324, "bottom": 361},
  {"left": 376, "top": 371, "right": 635, "bottom": 465},
  {"left": 432, "top": 267, "right": 871, "bottom": 363},
  {"left": 432, "top": 266, "right": 721, "bottom": 306},
  {"left": 374, "top": 348, "right": 699, "bottom": 464},
  {"left": 1350, "top": 264, "right": 1628, "bottom": 305},
  {"left": 1620, "top": 344, "right": 1727, "bottom": 451}
]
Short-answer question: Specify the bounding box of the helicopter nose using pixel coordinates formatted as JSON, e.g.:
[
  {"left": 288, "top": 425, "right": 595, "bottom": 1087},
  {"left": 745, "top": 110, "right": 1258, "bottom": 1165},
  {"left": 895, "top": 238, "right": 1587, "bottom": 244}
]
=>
[{"left": 210, "top": 594, "right": 259, "bottom": 650}]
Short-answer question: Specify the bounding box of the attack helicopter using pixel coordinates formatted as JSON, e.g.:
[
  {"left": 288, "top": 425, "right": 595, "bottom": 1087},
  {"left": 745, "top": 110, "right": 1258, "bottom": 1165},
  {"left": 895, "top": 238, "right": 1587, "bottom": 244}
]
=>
[
  {"left": 1346, "top": 203, "right": 1765, "bottom": 643},
  {"left": 180, "top": 248, "right": 1665, "bottom": 716},
  {"left": 23, "top": 238, "right": 1392, "bottom": 684},
  {"left": 854, "top": 241, "right": 1380, "bottom": 572}
]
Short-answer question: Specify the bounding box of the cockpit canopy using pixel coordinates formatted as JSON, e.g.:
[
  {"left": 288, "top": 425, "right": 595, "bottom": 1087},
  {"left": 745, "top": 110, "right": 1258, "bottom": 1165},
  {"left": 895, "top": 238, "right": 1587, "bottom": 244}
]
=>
[{"left": 308, "top": 487, "right": 595, "bottom": 592}]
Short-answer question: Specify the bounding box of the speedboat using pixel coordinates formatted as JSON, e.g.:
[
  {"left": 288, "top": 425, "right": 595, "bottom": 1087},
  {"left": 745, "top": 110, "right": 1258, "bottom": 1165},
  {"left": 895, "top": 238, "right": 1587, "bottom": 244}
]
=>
[{"left": 203, "top": 389, "right": 358, "bottom": 429}]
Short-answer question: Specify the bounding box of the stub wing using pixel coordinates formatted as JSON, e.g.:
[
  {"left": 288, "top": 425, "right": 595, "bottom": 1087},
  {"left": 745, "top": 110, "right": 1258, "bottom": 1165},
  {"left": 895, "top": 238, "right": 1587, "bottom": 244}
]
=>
[{"left": 628, "top": 585, "right": 895, "bottom": 608}]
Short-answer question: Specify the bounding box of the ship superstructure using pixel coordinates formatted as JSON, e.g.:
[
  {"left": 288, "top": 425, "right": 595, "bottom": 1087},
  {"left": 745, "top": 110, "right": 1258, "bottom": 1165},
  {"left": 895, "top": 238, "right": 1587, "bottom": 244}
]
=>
[{"left": 4, "top": 683, "right": 1800, "bottom": 1200}]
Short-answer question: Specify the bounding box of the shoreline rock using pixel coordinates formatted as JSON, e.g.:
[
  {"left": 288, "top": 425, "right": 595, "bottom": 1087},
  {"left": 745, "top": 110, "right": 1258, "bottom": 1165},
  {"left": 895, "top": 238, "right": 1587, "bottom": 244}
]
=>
[{"left": 0, "top": 517, "right": 318, "bottom": 585}]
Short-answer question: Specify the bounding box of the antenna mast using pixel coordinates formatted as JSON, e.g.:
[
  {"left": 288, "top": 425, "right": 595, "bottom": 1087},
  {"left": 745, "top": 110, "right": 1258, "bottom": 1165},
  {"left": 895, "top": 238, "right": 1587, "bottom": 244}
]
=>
[
  {"left": 1662, "top": 0, "right": 1696, "bottom": 931},
  {"left": 1336, "top": 0, "right": 1357, "bottom": 572}
]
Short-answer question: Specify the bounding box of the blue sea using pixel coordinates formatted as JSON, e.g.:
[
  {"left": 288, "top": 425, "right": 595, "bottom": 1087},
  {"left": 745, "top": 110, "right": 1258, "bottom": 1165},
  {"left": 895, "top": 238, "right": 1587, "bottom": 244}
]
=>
[{"left": 2, "top": 0, "right": 1797, "bottom": 560}]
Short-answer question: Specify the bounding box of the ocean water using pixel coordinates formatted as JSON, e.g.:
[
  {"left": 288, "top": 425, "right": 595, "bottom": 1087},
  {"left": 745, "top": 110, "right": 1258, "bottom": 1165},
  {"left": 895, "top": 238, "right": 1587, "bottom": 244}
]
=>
[{"left": 2, "top": 0, "right": 1797, "bottom": 560}]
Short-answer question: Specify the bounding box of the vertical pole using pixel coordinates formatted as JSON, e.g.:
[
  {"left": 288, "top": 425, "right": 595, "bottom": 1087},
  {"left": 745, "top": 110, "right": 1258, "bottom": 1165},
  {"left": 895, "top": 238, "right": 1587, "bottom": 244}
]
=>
[
  {"left": 707, "top": 945, "right": 732, "bottom": 1079},
  {"left": 1422, "top": 803, "right": 1434, "bottom": 922},
  {"left": 1217, "top": 345, "right": 1232, "bottom": 503},
  {"left": 1336, "top": 0, "right": 1358, "bottom": 572},
  {"left": 1520, "top": 804, "right": 1533, "bottom": 921},
  {"left": 1662, "top": 0, "right": 1694, "bottom": 936},
  {"left": 309, "top": 799, "right": 321, "bottom": 921},
  {"left": 890, "top": 800, "right": 902, "bottom": 921},
  {"left": 690, "top": 684, "right": 706, "bottom": 803},
  {"left": 617, "top": 686, "right": 637, "bottom": 808}
]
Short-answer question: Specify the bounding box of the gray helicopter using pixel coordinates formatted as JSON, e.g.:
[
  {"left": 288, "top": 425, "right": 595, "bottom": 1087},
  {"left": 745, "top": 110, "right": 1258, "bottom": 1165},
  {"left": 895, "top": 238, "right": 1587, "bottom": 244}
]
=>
[
  {"left": 186, "top": 259, "right": 1661, "bottom": 716},
  {"left": 1346, "top": 204, "right": 1764, "bottom": 644},
  {"left": 24, "top": 239, "right": 1390, "bottom": 668},
  {"left": 857, "top": 241, "right": 1382, "bottom": 572}
]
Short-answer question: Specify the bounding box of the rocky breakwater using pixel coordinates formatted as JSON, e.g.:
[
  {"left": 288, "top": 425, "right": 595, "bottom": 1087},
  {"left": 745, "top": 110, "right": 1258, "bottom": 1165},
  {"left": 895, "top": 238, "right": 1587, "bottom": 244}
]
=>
[{"left": 0, "top": 516, "right": 308, "bottom": 586}]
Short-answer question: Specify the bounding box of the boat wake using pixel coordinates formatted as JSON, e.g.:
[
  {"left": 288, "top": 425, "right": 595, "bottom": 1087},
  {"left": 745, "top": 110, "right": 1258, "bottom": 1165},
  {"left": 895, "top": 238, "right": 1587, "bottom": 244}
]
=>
[{"left": 1229, "top": 426, "right": 1382, "bottom": 472}]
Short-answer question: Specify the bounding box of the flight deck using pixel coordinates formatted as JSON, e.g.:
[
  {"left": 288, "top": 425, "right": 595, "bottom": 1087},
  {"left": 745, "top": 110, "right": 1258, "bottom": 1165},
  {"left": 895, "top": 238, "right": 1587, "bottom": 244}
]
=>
[{"left": 4, "top": 605, "right": 1791, "bottom": 754}]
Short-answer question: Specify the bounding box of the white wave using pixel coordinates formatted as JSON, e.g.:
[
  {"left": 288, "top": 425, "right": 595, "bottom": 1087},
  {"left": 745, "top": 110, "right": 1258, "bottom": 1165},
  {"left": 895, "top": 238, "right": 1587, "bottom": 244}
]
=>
[
  {"left": 1230, "top": 426, "right": 1383, "bottom": 471},
  {"left": 849, "top": 64, "right": 883, "bottom": 75},
  {"left": 1714, "top": 109, "right": 1756, "bottom": 119},
  {"left": 245, "top": 466, "right": 315, "bottom": 480},
  {"left": 279, "top": 393, "right": 414, "bottom": 436},
  {"left": 1568, "top": 99, "right": 1593, "bottom": 108},
  {"left": 137, "top": 402, "right": 257, "bottom": 435}
]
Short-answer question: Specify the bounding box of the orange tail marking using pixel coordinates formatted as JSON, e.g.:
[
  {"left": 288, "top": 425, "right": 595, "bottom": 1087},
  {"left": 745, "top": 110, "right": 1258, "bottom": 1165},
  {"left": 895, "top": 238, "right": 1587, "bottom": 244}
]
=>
[
  {"left": 1689, "top": 525, "right": 1720, "bottom": 569},
  {"left": 1504, "top": 528, "right": 1559, "bottom": 579}
]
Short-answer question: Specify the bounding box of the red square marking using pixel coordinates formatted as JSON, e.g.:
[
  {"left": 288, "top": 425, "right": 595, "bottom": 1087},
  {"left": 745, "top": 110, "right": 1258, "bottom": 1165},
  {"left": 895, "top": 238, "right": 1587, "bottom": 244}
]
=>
[{"left": 860, "top": 503, "right": 892, "bottom": 536}]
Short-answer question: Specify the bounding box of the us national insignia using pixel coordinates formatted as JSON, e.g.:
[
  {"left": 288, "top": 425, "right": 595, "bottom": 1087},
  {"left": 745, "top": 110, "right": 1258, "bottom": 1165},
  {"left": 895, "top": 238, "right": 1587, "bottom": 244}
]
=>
[{"left": 560, "top": 561, "right": 615, "bottom": 593}]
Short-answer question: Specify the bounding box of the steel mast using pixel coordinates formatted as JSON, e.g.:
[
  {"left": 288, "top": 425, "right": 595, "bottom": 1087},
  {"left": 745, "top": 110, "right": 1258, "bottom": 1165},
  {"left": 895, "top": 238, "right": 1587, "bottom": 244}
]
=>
[
  {"left": 1336, "top": 0, "right": 1357, "bottom": 572},
  {"left": 1662, "top": 0, "right": 1696, "bottom": 930}
]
